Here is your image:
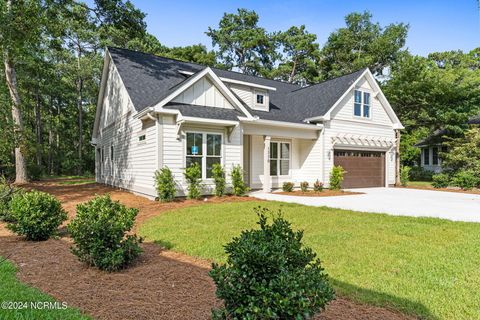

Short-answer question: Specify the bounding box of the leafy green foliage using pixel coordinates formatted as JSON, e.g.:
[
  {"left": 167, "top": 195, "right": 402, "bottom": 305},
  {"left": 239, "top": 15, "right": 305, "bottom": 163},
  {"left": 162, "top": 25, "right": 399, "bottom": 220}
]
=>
[
  {"left": 300, "top": 181, "right": 309, "bottom": 192},
  {"left": 68, "top": 194, "right": 142, "bottom": 272},
  {"left": 409, "top": 167, "right": 434, "bottom": 182},
  {"left": 400, "top": 166, "right": 411, "bottom": 187},
  {"left": 432, "top": 174, "right": 450, "bottom": 189},
  {"left": 451, "top": 170, "right": 478, "bottom": 190},
  {"left": 206, "top": 8, "right": 277, "bottom": 76},
  {"left": 442, "top": 128, "right": 480, "bottom": 176},
  {"left": 282, "top": 182, "right": 294, "bottom": 192},
  {"left": 320, "top": 11, "right": 408, "bottom": 79},
  {"left": 313, "top": 180, "right": 324, "bottom": 192},
  {"left": 7, "top": 191, "right": 67, "bottom": 241},
  {"left": 274, "top": 25, "right": 321, "bottom": 84},
  {"left": 209, "top": 207, "right": 334, "bottom": 319},
  {"left": 154, "top": 167, "right": 176, "bottom": 202},
  {"left": 212, "top": 163, "right": 226, "bottom": 197},
  {"left": 329, "top": 166, "right": 345, "bottom": 190},
  {"left": 230, "top": 165, "right": 249, "bottom": 196},
  {"left": 0, "top": 176, "right": 22, "bottom": 222},
  {"left": 184, "top": 162, "right": 202, "bottom": 199}
]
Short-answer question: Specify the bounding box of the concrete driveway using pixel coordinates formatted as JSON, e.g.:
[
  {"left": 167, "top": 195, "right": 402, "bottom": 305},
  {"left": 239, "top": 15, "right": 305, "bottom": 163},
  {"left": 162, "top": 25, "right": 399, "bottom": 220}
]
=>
[{"left": 251, "top": 187, "right": 480, "bottom": 222}]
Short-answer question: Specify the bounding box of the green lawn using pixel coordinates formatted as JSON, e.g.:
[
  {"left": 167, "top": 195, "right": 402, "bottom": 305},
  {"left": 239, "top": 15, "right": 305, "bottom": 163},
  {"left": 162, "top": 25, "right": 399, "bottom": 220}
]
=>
[
  {"left": 139, "top": 201, "right": 480, "bottom": 320},
  {"left": 407, "top": 180, "right": 434, "bottom": 188},
  {"left": 0, "top": 258, "right": 88, "bottom": 320}
]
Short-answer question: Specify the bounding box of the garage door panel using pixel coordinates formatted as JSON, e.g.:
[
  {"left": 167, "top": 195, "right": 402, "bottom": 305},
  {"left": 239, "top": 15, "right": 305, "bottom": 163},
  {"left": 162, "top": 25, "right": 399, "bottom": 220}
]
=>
[{"left": 334, "top": 150, "right": 385, "bottom": 188}]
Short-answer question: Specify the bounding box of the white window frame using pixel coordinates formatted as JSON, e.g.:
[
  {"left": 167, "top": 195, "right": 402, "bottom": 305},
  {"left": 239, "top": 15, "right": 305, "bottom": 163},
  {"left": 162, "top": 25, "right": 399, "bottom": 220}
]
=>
[
  {"left": 253, "top": 89, "right": 268, "bottom": 111},
  {"left": 184, "top": 131, "right": 224, "bottom": 180},
  {"left": 353, "top": 89, "right": 372, "bottom": 119},
  {"left": 138, "top": 130, "right": 146, "bottom": 144},
  {"left": 269, "top": 141, "right": 291, "bottom": 177}
]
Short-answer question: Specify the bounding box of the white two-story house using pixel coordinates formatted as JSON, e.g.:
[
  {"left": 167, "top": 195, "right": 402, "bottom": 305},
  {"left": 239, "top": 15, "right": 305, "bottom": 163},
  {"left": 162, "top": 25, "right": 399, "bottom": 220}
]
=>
[{"left": 92, "top": 47, "right": 403, "bottom": 198}]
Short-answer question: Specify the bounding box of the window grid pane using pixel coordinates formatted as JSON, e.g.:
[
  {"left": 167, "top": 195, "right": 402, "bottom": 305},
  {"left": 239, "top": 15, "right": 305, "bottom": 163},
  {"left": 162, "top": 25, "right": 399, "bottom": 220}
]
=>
[
  {"left": 363, "top": 105, "right": 370, "bottom": 118},
  {"left": 206, "top": 157, "right": 221, "bottom": 178},
  {"left": 270, "top": 159, "right": 278, "bottom": 176},
  {"left": 354, "top": 90, "right": 362, "bottom": 103},
  {"left": 354, "top": 103, "right": 362, "bottom": 116},
  {"left": 207, "top": 134, "right": 221, "bottom": 156},
  {"left": 423, "top": 148, "right": 430, "bottom": 165},
  {"left": 280, "top": 143, "right": 289, "bottom": 159},
  {"left": 187, "top": 133, "right": 203, "bottom": 155},
  {"left": 280, "top": 160, "right": 289, "bottom": 175}
]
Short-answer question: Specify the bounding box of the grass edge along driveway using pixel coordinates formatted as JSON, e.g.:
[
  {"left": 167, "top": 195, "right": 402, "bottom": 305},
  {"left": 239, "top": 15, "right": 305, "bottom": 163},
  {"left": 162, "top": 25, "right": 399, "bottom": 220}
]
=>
[
  {"left": 139, "top": 201, "right": 480, "bottom": 320},
  {"left": 0, "top": 258, "right": 89, "bottom": 320}
]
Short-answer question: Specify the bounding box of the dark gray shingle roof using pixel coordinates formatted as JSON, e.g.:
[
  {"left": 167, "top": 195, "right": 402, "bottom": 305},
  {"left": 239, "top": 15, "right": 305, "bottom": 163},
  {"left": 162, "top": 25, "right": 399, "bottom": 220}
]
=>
[
  {"left": 164, "top": 103, "right": 243, "bottom": 121},
  {"left": 107, "top": 47, "right": 366, "bottom": 123}
]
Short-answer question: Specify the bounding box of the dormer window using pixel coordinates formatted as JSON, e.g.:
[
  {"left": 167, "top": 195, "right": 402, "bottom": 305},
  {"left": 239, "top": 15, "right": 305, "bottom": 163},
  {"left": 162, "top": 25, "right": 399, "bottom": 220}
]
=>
[
  {"left": 256, "top": 93, "right": 265, "bottom": 105},
  {"left": 354, "top": 90, "right": 371, "bottom": 118}
]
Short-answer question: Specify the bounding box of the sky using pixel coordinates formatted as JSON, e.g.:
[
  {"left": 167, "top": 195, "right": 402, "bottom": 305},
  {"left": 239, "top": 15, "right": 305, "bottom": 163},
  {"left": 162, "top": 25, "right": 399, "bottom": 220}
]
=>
[{"left": 124, "top": 0, "right": 479, "bottom": 57}]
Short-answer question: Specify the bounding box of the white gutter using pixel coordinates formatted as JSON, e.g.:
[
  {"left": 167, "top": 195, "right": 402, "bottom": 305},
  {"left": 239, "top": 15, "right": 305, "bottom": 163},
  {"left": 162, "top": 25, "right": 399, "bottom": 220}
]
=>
[
  {"left": 239, "top": 117, "right": 323, "bottom": 130},
  {"left": 181, "top": 116, "right": 239, "bottom": 126},
  {"left": 304, "top": 115, "right": 328, "bottom": 123}
]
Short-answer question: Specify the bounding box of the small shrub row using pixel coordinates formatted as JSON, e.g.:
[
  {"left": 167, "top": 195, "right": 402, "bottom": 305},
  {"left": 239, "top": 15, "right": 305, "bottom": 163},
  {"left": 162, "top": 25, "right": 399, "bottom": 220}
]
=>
[
  {"left": 154, "top": 164, "right": 249, "bottom": 201},
  {"left": 432, "top": 170, "right": 480, "bottom": 190},
  {"left": 282, "top": 180, "right": 324, "bottom": 193},
  {"left": 5, "top": 187, "right": 142, "bottom": 272}
]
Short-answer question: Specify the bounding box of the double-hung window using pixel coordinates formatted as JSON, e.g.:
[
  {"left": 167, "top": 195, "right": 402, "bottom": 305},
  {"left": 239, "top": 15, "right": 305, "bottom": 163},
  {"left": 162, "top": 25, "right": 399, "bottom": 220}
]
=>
[
  {"left": 186, "top": 132, "right": 222, "bottom": 179},
  {"left": 270, "top": 142, "right": 290, "bottom": 176},
  {"left": 423, "top": 148, "right": 430, "bottom": 165},
  {"left": 432, "top": 147, "right": 439, "bottom": 165},
  {"left": 354, "top": 90, "right": 371, "bottom": 118}
]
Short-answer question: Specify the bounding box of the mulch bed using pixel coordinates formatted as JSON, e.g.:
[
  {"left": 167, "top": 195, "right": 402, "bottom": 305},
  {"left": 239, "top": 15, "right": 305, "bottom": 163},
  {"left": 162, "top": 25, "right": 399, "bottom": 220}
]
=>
[
  {"left": 0, "top": 180, "right": 415, "bottom": 320},
  {"left": 275, "top": 190, "right": 362, "bottom": 197}
]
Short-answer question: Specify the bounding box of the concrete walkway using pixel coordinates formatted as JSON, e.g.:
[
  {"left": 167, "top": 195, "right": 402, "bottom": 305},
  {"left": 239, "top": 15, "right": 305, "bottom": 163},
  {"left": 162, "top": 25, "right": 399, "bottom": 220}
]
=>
[{"left": 251, "top": 187, "right": 480, "bottom": 223}]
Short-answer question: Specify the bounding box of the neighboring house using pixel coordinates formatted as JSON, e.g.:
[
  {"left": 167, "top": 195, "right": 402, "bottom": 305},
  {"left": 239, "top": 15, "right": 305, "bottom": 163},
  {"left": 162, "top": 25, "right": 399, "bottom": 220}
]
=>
[
  {"left": 415, "top": 129, "right": 448, "bottom": 173},
  {"left": 415, "top": 115, "right": 480, "bottom": 173},
  {"left": 92, "top": 47, "right": 404, "bottom": 198}
]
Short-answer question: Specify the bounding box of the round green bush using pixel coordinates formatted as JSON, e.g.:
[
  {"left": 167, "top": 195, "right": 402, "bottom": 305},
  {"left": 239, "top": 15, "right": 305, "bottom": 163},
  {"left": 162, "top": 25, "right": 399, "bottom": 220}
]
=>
[
  {"left": 282, "top": 182, "right": 294, "bottom": 192},
  {"left": 209, "top": 207, "right": 335, "bottom": 319},
  {"left": 452, "top": 170, "right": 478, "bottom": 190},
  {"left": 7, "top": 191, "right": 67, "bottom": 241},
  {"left": 432, "top": 173, "right": 450, "bottom": 188},
  {"left": 68, "top": 194, "right": 142, "bottom": 272},
  {"left": 329, "top": 165, "right": 345, "bottom": 190}
]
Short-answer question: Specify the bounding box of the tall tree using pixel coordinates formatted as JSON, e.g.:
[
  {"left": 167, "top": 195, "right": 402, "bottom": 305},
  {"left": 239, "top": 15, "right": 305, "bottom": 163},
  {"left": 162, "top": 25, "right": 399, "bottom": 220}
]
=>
[
  {"left": 274, "top": 25, "right": 321, "bottom": 84},
  {"left": 320, "top": 11, "right": 408, "bottom": 79},
  {"left": 206, "top": 8, "right": 277, "bottom": 76},
  {"left": 0, "top": 0, "right": 44, "bottom": 182}
]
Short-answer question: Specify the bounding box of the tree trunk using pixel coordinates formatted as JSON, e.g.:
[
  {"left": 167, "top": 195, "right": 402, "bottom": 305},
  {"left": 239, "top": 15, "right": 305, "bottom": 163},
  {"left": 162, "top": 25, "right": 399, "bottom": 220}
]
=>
[
  {"left": 4, "top": 52, "right": 28, "bottom": 183},
  {"left": 34, "top": 84, "right": 43, "bottom": 167},
  {"left": 76, "top": 43, "right": 83, "bottom": 176},
  {"left": 395, "top": 129, "right": 401, "bottom": 186},
  {"left": 288, "top": 58, "right": 297, "bottom": 83},
  {"left": 47, "top": 96, "right": 53, "bottom": 175}
]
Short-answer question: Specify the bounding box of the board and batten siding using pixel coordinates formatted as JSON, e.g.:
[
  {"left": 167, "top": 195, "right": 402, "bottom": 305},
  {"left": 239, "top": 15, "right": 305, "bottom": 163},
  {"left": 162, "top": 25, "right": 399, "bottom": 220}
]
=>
[
  {"left": 96, "top": 60, "right": 157, "bottom": 198},
  {"left": 172, "top": 77, "right": 233, "bottom": 108}
]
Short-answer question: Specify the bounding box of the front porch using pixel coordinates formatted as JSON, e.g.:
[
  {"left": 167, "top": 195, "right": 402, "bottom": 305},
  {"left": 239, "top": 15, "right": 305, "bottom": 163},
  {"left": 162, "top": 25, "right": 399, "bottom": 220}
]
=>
[{"left": 240, "top": 120, "right": 323, "bottom": 192}]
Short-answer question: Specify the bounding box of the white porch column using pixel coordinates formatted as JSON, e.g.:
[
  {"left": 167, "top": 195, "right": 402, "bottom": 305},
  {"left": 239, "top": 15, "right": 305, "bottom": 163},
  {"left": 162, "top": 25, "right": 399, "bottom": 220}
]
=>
[{"left": 263, "top": 135, "right": 271, "bottom": 193}]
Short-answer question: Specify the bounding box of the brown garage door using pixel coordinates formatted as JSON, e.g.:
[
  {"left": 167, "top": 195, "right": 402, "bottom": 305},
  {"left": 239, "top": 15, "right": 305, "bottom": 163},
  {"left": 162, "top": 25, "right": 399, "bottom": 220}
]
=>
[{"left": 334, "top": 150, "right": 385, "bottom": 188}]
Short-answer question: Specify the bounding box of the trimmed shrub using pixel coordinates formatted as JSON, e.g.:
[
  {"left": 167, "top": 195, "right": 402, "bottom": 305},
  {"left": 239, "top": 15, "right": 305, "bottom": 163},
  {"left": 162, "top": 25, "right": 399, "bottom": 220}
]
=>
[
  {"left": 231, "top": 165, "right": 249, "bottom": 196},
  {"left": 69, "top": 194, "right": 142, "bottom": 272},
  {"left": 0, "top": 177, "right": 22, "bottom": 222},
  {"left": 154, "top": 167, "right": 177, "bottom": 202},
  {"left": 400, "top": 166, "right": 411, "bottom": 187},
  {"left": 7, "top": 191, "right": 67, "bottom": 241},
  {"left": 313, "top": 180, "right": 324, "bottom": 192},
  {"left": 432, "top": 173, "right": 450, "bottom": 189},
  {"left": 212, "top": 163, "right": 226, "bottom": 197},
  {"left": 209, "top": 207, "right": 335, "bottom": 319},
  {"left": 282, "top": 182, "right": 294, "bottom": 192},
  {"left": 452, "top": 170, "right": 478, "bottom": 190},
  {"left": 329, "top": 166, "right": 345, "bottom": 190},
  {"left": 184, "top": 162, "right": 202, "bottom": 199},
  {"left": 300, "top": 181, "right": 309, "bottom": 192},
  {"left": 409, "top": 166, "right": 434, "bottom": 182}
]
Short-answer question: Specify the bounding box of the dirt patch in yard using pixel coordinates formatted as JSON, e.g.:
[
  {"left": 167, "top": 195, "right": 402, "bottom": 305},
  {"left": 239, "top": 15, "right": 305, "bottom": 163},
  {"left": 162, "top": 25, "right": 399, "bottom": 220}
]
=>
[
  {"left": 0, "top": 180, "right": 416, "bottom": 320},
  {"left": 275, "top": 190, "right": 362, "bottom": 197}
]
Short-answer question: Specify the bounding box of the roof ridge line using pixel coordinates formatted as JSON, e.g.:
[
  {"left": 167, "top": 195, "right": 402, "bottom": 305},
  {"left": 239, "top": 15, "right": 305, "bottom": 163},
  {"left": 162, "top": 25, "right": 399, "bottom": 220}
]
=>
[{"left": 290, "top": 68, "right": 368, "bottom": 93}]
